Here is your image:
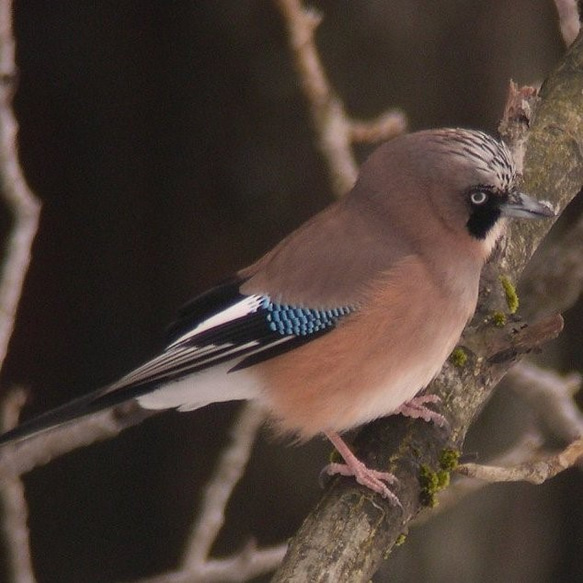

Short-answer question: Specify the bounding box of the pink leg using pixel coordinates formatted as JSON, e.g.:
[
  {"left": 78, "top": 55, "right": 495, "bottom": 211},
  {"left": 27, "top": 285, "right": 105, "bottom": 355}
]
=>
[
  {"left": 395, "top": 394, "right": 447, "bottom": 427},
  {"left": 322, "top": 431, "right": 401, "bottom": 507}
]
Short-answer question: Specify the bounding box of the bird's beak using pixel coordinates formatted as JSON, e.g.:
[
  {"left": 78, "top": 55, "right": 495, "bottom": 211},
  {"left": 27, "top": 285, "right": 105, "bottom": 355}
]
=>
[{"left": 499, "top": 192, "right": 555, "bottom": 219}]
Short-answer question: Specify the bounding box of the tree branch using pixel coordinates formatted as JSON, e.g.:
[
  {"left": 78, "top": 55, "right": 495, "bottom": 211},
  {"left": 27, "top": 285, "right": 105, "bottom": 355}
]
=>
[
  {"left": 182, "top": 404, "right": 267, "bottom": 569},
  {"left": 0, "top": 389, "right": 36, "bottom": 583},
  {"left": 0, "top": 403, "right": 154, "bottom": 477},
  {"left": 128, "top": 404, "right": 286, "bottom": 583},
  {"left": 0, "top": 0, "right": 41, "bottom": 372},
  {"left": 133, "top": 544, "right": 287, "bottom": 583},
  {"left": 413, "top": 431, "right": 545, "bottom": 525},
  {"left": 417, "top": 359, "right": 583, "bottom": 522},
  {"left": 458, "top": 436, "right": 583, "bottom": 484},
  {"left": 0, "top": 1, "right": 41, "bottom": 580},
  {"left": 275, "top": 0, "right": 406, "bottom": 197},
  {"left": 504, "top": 362, "right": 583, "bottom": 442},
  {"left": 553, "top": 0, "right": 581, "bottom": 46}
]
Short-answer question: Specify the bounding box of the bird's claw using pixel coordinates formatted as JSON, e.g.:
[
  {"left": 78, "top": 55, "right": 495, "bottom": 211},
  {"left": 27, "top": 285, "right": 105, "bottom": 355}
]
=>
[
  {"left": 321, "top": 460, "right": 402, "bottom": 507},
  {"left": 396, "top": 394, "right": 448, "bottom": 428}
]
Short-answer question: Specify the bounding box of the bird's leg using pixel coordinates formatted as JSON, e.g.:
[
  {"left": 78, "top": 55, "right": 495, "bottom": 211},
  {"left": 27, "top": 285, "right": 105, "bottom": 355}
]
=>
[
  {"left": 395, "top": 394, "right": 447, "bottom": 427},
  {"left": 322, "top": 431, "right": 401, "bottom": 506}
]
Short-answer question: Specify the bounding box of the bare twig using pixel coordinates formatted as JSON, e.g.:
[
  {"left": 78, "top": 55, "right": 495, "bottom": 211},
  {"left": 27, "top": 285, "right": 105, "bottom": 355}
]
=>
[
  {"left": 0, "top": 405, "right": 153, "bottom": 477},
  {"left": 417, "top": 361, "right": 583, "bottom": 520},
  {"left": 0, "top": 389, "right": 36, "bottom": 583},
  {"left": 0, "top": 0, "right": 42, "bottom": 371},
  {"left": 123, "top": 404, "right": 286, "bottom": 583},
  {"left": 182, "top": 403, "right": 267, "bottom": 568},
  {"left": 348, "top": 110, "right": 407, "bottom": 144},
  {"left": 414, "top": 431, "right": 545, "bottom": 524},
  {"left": 276, "top": 0, "right": 357, "bottom": 195},
  {"left": 133, "top": 544, "right": 287, "bottom": 583},
  {"left": 498, "top": 80, "right": 539, "bottom": 173},
  {"left": 504, "top": 362, "right": 583, "bottom": 442},
  {"left": 554, "top": 0, "right": 580, "bottom": 46},
  {"left": 457, "top": 436, "right": 583, "bottom": 484},
  {"left": 0, "top": 372, "right": 284, "bottom": 583},
  {"left": 0, "top": 2, "right": 42, "bottom": 581},
  {"left": 275, "top": 0, "right": 406, "bottom": 197},
  {"left": 0, "top": 402, "right": 285, "bottom": 583}
]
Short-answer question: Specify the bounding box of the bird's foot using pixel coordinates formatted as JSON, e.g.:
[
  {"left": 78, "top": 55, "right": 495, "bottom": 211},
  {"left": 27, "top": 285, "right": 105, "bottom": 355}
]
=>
[
  {"left": 322, "top": 460, "right": 401, "bottom": 506},
  {"left": 396, "top": 394, "right": 447, "bottom": 427},
  {"left": 323, "top": 431, "right": 401, "bottom": 507}
]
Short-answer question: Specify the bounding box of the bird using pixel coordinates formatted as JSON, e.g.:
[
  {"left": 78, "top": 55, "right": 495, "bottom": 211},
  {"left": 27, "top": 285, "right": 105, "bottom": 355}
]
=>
[{"left": 0, "top": 128, "right": 553, "bottom": 503}]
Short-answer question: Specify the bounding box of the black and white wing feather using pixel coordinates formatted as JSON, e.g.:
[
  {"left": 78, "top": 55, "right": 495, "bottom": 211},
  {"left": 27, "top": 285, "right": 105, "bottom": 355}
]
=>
[{"left": 0, "top": 278, "right": 355, "bottom": 444}]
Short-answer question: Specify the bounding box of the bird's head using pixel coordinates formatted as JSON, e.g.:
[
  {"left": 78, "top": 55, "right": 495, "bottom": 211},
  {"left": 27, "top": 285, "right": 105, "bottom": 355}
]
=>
[{"left": 355, "top": 128, "right": 554, "bottom": 260}]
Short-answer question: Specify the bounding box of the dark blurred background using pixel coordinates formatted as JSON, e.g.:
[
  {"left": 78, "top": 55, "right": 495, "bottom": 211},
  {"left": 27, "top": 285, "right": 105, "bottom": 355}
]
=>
[{"left": 0, "top": 1, "right": 580, "bottom": 582}]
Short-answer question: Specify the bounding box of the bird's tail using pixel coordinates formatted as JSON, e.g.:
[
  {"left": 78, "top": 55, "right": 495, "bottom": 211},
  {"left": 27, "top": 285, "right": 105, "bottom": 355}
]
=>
[{"left": 0, "top": 382, "right": 155, "bottom": 446}]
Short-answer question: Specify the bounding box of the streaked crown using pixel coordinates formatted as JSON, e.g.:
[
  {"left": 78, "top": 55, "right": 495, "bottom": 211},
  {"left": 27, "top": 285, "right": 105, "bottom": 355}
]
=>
[{"left": 426, "top": 128, "right": 517, "bottom": 194}]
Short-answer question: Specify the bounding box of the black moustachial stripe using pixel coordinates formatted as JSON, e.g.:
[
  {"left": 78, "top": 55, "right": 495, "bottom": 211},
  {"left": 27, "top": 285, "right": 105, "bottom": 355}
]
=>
[
  {"left": 466, "top": 188, "right": 506, "bottom": 240},
  {"left": 467, "top": 204, "right": 502, "bottom": 239}
]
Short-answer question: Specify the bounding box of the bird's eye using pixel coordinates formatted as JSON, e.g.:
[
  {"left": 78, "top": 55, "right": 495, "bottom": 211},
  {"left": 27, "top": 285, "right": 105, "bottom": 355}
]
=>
[{"left": 470, "top": 190, "right": 489, "bottom": 205}]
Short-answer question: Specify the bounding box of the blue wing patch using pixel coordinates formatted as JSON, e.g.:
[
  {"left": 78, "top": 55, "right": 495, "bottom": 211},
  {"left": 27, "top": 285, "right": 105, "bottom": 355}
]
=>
[{"left": 263, "top": 299, "right": 353, "bottom": 336}]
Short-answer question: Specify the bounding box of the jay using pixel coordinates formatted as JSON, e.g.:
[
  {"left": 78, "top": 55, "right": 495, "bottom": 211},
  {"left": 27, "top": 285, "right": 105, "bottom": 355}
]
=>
[{"left": 0, "top": 129, "right": 554, "bottom": 502}]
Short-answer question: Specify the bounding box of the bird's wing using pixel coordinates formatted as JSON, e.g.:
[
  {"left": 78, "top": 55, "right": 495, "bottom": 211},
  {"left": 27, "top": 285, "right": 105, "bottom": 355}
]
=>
[
  {"left": 0, "top": 278, "right": 355, "bottom": 444},
  {"left": 110, "top": 276, "right": 356, "bottom": 394},
  {"left": 238, "top": 196, "right": 412, "bottom": 306}
]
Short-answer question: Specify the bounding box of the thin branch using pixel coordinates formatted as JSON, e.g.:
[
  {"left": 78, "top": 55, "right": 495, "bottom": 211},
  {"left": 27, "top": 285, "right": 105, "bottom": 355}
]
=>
[
  {"left": 123, "top": 404, "right": 286, "bottom": 583},
  {"left": 0, "top": 2, "right": 41, "bottom": 581},
  {"left": 0, "top": 0, "right": 42, "bottom": 371},
  {"left": 457, "top": 436, "right": 583, "bottom": 484},
  {"left": 348, "top": 110, "right": 407, "bottom": 144},
  {"left": 0, "top": 405, "right": 153, "bottom": 477},
  {"left": 182, "top": 403, "right": 266, "bottom": 568},
  {"left": 504, "top": 362, "right": 583, "bottom": 442},
  {"left": 417, "top": 361, "right": 583, "bottom": 520},
  {"left": 554, "top": 0, "right": 580, "bottom": 46},
  {"left": 455, "top": 362, "right": 583, "bottom": 487},
  {"left": 414, "top": 431, "right": 545, "bottom": 524},
  {"left": 275, "top": 0, "right": 356, "bottom": 195},
  {"left": 0, "top": 389, "right": 36, "bottom": 583},
  {"left": 132, "top": 544, "right": 287, "bottom": 583},
  {"left": 0, "top": 403, "right": 288, "bottom": 583},
  {"left": 498, "top": 81, "right": 538, "bottom": 174},
  {"left": 275, "top": 0, "right": 406, "bottom": 197}
]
